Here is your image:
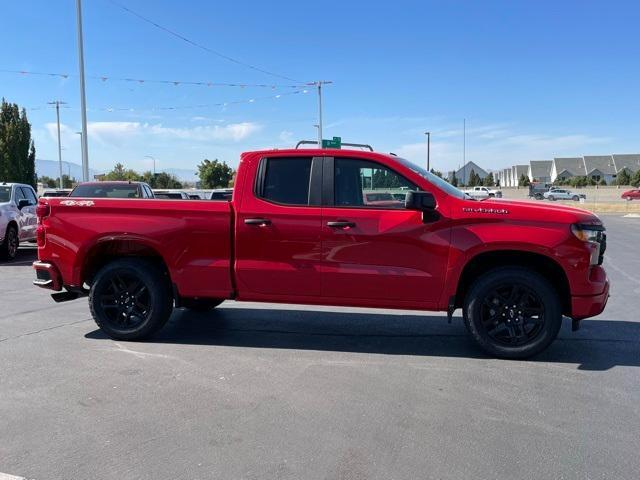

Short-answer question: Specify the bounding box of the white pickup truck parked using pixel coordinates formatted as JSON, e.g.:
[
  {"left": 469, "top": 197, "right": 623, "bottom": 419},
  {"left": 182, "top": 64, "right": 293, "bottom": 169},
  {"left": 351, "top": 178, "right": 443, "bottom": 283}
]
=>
[
  {"left": 0, "top": 182, "right": 38, "bottom": 260},
  {"left": 462, "top": 186, "right": 503, "bottom": 199}
]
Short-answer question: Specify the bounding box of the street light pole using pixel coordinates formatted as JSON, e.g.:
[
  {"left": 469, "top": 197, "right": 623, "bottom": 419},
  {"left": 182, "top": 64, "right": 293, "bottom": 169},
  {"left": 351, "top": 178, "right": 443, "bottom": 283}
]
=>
[
  {"left": 317, "top": 81, "right": 323, "bottom": 147},
  {"left": 424, "top": 131, "right": 431, "bottom": 172},
  {"left": 145, "top": 155, "right": 156, "bottom": 175},
  {"left": 76, "top": 0, "right": 90, "bottom": 181},
  {"left": 48, "top": 100, "right": 67, "bottom": 189}
]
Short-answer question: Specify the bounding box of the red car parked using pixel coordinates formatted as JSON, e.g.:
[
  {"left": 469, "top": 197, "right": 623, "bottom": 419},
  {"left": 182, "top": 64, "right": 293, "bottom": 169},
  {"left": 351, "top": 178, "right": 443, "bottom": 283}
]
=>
[
  {"left": 621, "top": 188, "right": 640, "bottom": 201},
  {"left": 32, "top": 148, "right": 609, "bottom": 359}
]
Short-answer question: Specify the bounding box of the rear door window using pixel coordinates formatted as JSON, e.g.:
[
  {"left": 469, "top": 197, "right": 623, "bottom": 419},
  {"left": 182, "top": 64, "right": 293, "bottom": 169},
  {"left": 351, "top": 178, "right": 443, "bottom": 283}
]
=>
[{"left": 258, "top": 157, "right": 312, "bottom": 205}]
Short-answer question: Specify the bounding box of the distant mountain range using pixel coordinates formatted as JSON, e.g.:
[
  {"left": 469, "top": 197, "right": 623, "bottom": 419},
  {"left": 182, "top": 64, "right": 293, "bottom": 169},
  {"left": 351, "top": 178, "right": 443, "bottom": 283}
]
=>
[{"left": 36, "top": 159, "right": 198, "bottom": 182}]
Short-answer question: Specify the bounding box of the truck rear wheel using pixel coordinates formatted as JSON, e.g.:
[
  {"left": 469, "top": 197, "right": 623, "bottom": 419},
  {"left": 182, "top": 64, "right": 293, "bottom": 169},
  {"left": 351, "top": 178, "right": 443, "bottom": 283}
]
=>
[
  {"left": 463, "top": 267, "right": 562, "bottom": 359},
  {"left": 0, "top": 225, "right": 19, "bottom": 261},
  {"left": 89, "top": 258, "right": 174, "bottom": 341}
]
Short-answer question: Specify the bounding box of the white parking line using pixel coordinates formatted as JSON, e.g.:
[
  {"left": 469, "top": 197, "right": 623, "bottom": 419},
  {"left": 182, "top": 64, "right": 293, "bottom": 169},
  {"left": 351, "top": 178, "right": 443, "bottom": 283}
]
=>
[
  {"left": 0, "top": 472, "right": 26, "bottom": 480},
  {"left": 623, "top": 213, "right": 640, "bottom": 218}
]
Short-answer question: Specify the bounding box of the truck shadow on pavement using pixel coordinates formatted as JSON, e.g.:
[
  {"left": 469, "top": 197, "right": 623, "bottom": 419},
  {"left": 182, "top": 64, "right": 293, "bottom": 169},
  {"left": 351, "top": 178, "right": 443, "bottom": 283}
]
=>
[
  {"left": 0, "top": 246, "right": 37, "bottom": 267},
  {"left": 85, "top": 306, "right": 640, "bottom": 371}
]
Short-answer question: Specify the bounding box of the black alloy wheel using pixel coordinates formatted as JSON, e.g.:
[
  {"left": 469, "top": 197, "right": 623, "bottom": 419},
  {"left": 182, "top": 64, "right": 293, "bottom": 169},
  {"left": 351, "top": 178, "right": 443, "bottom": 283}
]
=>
[{"left": 480, "top": 283, "right": 545, "bottom": 346}]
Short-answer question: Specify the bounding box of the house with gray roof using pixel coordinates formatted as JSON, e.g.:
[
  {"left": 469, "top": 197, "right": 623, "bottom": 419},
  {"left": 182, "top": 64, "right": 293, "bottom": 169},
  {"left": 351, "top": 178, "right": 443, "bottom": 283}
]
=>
[
  {"left": 512, "top": 164, "right": 529, "bottom": 186},
  {"left": 551, "top": 157, "right": 586, "bottom": 182},
  {"left": 612, "top": 154, "right": 640, "bottom": 175},
  {"left": 447, "top": 161, "right": 489, "bottom": 185},
  {"left": 583, "top": 155, "right": 617, "bottom": 184},
  {"left": 528, "top": 160, "right": 552, "bottom": 183}
]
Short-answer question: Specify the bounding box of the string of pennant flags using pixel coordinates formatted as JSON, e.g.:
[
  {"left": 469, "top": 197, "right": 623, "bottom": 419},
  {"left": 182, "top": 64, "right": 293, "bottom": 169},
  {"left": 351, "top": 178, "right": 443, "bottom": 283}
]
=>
[
  {"left": 24, "top": 88, "right": 309, "bottom": 112},
  {"left": 0, "top": 68, "right": 314, "bottom": 89}
]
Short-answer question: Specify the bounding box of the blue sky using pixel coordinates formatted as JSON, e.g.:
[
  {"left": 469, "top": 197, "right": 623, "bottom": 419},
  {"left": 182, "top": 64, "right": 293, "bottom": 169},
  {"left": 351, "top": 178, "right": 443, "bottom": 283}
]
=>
[{"left": 1, "top": 0, "right": 639, "bottom": 175}]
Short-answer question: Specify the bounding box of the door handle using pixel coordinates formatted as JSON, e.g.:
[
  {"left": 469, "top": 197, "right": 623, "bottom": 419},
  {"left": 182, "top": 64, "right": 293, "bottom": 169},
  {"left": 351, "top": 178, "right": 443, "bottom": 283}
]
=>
[
  {"left": 244, "top": 218, "right": 272, "bottom": 226},
  {"left": 327, "top": 220, "right": 356, "bottom": 229}
]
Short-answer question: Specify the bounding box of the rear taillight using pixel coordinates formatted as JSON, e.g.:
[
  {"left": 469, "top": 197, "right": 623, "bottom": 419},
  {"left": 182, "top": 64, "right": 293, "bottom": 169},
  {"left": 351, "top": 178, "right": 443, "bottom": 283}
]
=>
[
  {"left": 36, "top": 202, "right": 50, "bottom": 222},
  {"left": 37, "top": 225, "right": 46, "bottom": 247}
]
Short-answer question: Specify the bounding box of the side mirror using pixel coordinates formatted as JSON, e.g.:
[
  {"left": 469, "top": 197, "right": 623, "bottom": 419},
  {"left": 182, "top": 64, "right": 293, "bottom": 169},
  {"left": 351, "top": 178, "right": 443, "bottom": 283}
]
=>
[
  {"left": 17, "top": 198, "right": 30, "bottom": 209},
  {"left": 405, "top": 191, "right": 436, "bottom": 211}
]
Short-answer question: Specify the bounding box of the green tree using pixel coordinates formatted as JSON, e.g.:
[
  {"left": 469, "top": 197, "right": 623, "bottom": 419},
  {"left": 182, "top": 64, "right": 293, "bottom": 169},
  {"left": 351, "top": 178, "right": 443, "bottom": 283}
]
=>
[
  {"left": 61, "top": 175, "right": 75, "bottom": 189},
  {"left": 569, "top": 176, "right": 589, "bottom": 188},
  {"left": 616, "top": 169, "right": 631, "bottom": 186},
  {"left": 429, "top": 168, "right": 443, "bottom": 179},
  {"left": 518, "top": 174, "right": 531, "bottom": 187},
  {"left": 0, "top": 99, "right": 36, "bottom": 186},
  {"left": 450, "top": 171, "right": 458, "bottom": 187},
  {"left": 151, "top": 171, "right": 183, "bottom": 189},
  {"left": 598, "top": 178, "right": 607, "bottom": 186},
  {"left": 39, "top": 175, "right": 57, "bottom": 188},
  {"left": 467, "top": 169, "right": 484, "bottom": 187},
  {"left": 197, "top": 159, "right": 234, "bottom": 188},
  {"left": 105, "top": 163, "right": 140, "bottom": 181},
  {"left": 632, "top": 170, "right": 640, "bottom": 188},
  {"left": 483, "top": 175, "right": 495, "bottom": 187}
]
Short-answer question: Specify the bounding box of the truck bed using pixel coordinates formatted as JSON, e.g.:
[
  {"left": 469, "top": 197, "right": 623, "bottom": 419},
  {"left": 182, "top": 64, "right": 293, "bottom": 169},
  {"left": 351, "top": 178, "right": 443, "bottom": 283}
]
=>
[{"left": 38, "top": 198, "right": 233, "bottom": 299}]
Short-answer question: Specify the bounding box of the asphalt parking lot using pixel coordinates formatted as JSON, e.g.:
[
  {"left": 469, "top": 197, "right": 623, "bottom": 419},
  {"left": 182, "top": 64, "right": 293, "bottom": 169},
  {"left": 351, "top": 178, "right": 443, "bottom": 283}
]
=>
[{"left": 1, "top": 215, "right": 639, "bottom": 480}]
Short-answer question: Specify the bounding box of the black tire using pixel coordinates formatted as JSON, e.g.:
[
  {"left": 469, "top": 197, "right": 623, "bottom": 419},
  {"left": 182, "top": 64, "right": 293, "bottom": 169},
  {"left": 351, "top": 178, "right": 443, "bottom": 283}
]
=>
[
  {"left": 0, "top": 224, "right": 19, "bottom": 261},
  {"left": 89, "top": 258, "right": 173, "bottom": 341},
  {"left": 572, "top": 195, "right": 580, "bottom": 201},
  {"left": 549, "top": 195, "right": 556, "bottom": 201},
  {"left": 181, "top": 298, "right": 223, "bottom": 312},
  {"left": 463, "top": 267, "right": 562, "bottom": 359}
]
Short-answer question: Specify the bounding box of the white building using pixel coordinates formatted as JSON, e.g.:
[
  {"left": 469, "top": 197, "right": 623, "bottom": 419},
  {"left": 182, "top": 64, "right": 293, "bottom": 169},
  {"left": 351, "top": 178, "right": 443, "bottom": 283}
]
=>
[{"left": 528, "top": 160, "right": 553, "bottom": 183}]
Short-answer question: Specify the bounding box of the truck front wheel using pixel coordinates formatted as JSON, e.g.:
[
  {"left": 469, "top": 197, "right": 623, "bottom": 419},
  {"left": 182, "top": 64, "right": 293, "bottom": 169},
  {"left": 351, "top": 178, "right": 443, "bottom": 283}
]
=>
[
  {"left": 89, "top": 258, "right": 174, "bottom": 341},
  {"left": 463, "top": 267, "right": 562, "bottom": 359}
]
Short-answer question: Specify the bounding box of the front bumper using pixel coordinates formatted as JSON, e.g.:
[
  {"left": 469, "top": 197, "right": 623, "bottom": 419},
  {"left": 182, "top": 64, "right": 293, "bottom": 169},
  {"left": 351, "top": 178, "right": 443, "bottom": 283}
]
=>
[
  {"left": 571, "top": 277, "right": 610, "bottom": 320},
  {"left": 33, "top": 261, "right": 63, "bottom": 291}
]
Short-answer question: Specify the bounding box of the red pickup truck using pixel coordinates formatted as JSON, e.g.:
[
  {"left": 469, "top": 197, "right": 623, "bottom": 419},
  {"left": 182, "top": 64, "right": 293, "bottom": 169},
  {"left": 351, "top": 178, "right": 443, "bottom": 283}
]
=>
[{"left": 33, "top": 148, "right": 609, "bottom": 359}]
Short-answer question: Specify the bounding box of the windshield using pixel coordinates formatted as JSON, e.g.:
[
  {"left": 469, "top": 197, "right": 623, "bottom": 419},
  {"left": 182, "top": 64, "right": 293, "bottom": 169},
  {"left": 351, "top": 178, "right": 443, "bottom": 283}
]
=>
[
  {"left": 70, "top": 184, "right": 140, "bottom": 198},
  {"left": 394, "top": 157, "right": 469, "bottom": 200},
  {"left": 0, "top": 186, "right": 10, "bottom": 202}
]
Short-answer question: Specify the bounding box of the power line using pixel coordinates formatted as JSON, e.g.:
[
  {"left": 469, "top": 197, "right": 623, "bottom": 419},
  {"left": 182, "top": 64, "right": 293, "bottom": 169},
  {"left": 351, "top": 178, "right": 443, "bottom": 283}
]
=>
[
  {"left": 0, "top": 68, "right": 305, "bottom": 89},
  {"left": 107, "top": 0, "right": 300, "bottom": 83},
  {"left": 26, "top": 88, "right": 309, "bottom": 113}
]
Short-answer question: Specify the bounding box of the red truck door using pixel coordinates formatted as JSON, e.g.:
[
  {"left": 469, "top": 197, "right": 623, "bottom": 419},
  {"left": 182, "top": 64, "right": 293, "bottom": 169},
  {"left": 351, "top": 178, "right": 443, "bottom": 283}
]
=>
[
  {"left": 235, "top": 156, "right": 323, "bottom": 301},
  {"left": 320, "top": 157, "right": 448, "bottom": 308}
]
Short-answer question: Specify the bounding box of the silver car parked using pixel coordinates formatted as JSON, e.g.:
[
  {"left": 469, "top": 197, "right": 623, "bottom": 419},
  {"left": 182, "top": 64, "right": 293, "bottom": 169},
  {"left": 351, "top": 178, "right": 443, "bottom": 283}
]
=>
[{"left": 0, "top": 182, "right": 38, "bottom": 261}]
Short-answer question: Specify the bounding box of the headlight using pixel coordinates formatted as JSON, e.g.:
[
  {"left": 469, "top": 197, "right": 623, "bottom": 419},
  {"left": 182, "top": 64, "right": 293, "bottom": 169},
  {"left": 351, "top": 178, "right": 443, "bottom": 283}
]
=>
[
  {"left": 571, "top": 225, "right": 602, "bottom": 243},
  {"left": 571, "top": 224, "right": 606, "bottom": 265}
]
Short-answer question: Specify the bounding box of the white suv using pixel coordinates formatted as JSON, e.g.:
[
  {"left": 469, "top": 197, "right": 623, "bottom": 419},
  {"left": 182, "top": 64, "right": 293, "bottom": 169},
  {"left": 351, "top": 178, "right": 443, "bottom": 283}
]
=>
[{"left": 0, "top": 182, "right": 38, "bottom": 261}]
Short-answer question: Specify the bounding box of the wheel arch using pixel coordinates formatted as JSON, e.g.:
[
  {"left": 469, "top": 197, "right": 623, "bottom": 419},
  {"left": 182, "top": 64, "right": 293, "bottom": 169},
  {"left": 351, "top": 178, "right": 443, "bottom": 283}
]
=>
[
  {"left": 80, "top": 237, "right": 172, "bottom": 288},
  {"left": 454, "top": 250, "right": 571, "bottom": 315}
]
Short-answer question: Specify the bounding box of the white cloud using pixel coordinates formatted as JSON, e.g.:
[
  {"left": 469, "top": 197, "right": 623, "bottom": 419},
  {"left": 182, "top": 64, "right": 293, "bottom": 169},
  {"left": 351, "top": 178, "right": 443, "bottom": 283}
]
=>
[
  {"left": 46, "top": 121, "right": 262, "bottom": 146},
  {"left": 279, "top": 130, "right": 293, "bottom": 143}
]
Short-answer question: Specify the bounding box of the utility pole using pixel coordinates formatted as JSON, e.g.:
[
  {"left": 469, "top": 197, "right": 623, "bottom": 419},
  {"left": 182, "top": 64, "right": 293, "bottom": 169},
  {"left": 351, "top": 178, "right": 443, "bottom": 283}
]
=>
[
  {"left": 76, "top": 0, "right": 90, "bottom": 181},
  {"left": 311, "top": 81, "right": 333, "bottom": 147},
  {"left": 317, "top": 81, "right": 323, "bottom": 147},
  {"left": 463, "top": 118, "right": 466, "bottom": 185},
  {"left": 48, "top": 101, "right": 67, "bottom": 188},
  {"left": 424, "top": 131, "right": 431, "bottom": 171}
]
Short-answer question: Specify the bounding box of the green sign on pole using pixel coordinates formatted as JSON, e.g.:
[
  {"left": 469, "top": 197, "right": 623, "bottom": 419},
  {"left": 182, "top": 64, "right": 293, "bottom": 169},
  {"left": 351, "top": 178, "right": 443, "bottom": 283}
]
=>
[{"left": 322, "top": 136, "right": 342, "bottom": 149}]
